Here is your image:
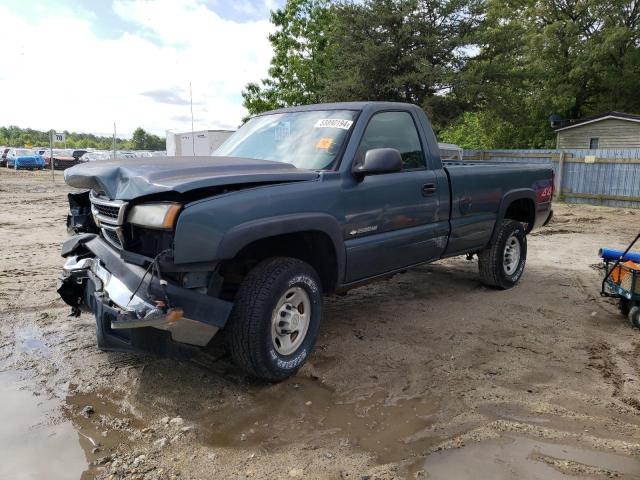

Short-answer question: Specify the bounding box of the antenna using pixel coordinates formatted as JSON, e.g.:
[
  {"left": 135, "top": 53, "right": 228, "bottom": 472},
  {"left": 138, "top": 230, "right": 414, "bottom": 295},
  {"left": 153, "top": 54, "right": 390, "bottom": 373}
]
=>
[
  {"left": 190, "top": 81, "right": 195, "bottom": 156},
  {"left": 113, "top": 122, "right": 117, "bottom": 160}
]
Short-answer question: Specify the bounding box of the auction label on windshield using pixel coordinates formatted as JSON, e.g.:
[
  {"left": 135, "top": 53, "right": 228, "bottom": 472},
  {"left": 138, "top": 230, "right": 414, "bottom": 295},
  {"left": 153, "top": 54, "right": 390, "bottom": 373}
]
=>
[{"left": 314, "top": 119, "right": 353, "bottom": 130}]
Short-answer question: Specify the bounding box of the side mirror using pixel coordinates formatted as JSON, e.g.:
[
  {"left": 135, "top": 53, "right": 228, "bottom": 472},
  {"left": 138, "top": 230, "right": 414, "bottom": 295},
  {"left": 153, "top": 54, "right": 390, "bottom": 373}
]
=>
[{"left": 354, "top": 148, "right": 402, "bottom": 176}]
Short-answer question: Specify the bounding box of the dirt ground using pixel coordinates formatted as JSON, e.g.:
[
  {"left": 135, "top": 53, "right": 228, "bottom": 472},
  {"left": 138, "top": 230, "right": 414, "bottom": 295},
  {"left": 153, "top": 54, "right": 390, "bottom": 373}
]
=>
[{"left": 1, "top": 167, "right": 640, "bottom": 480}]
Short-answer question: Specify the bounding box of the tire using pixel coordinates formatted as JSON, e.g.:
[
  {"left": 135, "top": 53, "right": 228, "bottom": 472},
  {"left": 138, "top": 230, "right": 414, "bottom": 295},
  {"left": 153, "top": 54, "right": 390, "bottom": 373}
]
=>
[
  {"left": 629, "top": 306, "right": 640, "bottom": 329},
  {"left": 620, "top": 298, "right": 631, "bottom": 316},
  {"left": 478, "top": 220, "right": 527, "bottom": 289},
  {"left": 54, "top": 160, "right": 59, "bottom": 169},
  {"left": 224, "top": 257, "right": 323, "bottom": 381}
]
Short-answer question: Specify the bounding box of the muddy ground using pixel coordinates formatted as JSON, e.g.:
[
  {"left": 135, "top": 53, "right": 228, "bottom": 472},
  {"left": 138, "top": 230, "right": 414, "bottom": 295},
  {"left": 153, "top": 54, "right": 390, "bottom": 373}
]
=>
[{"left": 1, "top": 167, "right": 640, "bottom": 480}]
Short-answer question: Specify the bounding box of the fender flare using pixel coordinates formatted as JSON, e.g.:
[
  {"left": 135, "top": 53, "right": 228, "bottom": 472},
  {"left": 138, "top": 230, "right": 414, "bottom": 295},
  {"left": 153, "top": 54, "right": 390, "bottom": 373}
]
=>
[
  {"left": 488, "top": 189, "right": 536, "bottom": 245},
  {"left": 216, "top": 213, "right": 346, "bottom": 285}
]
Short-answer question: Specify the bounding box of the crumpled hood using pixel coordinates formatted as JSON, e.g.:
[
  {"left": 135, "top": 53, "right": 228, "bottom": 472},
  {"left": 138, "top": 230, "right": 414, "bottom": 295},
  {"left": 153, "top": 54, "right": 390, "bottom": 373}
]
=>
[{"left": 63, "top": 156, "right": 319, "bottom": 200}]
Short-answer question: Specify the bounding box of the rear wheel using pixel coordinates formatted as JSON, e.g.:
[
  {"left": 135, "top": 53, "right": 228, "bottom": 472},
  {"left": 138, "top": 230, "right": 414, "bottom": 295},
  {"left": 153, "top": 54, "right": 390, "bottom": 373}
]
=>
[
  {"left": 224, "top": 257, "right": 323, "bottom": 381},
  {"left": 478, "top": 220, "right": 527, "bottom": 289}
]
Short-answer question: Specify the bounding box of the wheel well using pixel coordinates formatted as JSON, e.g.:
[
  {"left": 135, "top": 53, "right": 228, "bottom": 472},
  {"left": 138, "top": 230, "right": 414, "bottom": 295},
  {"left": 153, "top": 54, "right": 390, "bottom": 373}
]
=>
[
  {"left": 219, "top": 231, "right": 339, "bottom": 298},
  {"left": 504, "top": 198, "right": 535, "bottom": 232}
]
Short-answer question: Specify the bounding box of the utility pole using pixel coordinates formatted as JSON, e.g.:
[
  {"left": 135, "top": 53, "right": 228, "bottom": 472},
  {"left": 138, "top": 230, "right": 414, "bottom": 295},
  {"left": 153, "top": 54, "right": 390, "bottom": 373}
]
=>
[
  {"left": 190, "top": 81, "right": 195, "bottom": 157},
  {"left": 49, "top": 130, "right": 54, "bottom": 183}
]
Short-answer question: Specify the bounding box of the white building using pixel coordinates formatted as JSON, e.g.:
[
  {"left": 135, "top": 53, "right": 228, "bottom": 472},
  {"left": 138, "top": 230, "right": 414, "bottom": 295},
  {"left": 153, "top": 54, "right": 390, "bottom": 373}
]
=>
[{"left": 166, "top": 129, "right": 235, "bottom": 156}]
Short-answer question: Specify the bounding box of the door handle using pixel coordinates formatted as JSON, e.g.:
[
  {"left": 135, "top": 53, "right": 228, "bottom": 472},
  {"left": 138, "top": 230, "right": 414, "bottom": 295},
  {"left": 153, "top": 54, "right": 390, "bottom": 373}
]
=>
[{"left": 422, "top": 183, "right": 437, "bottom": 196}]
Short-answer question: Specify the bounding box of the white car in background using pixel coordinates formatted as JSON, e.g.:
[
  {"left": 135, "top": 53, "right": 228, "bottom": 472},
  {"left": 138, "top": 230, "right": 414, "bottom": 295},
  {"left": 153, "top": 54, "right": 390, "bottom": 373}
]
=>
[{"left": 79, "top": 151, "right": 111, "bottom": 162}]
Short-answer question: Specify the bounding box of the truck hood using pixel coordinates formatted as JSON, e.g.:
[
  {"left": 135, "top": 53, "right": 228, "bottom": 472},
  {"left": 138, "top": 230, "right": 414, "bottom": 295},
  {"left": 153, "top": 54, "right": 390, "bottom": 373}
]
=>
[{"left": 63, "top": 156, "right": 319, "bottom": 200}]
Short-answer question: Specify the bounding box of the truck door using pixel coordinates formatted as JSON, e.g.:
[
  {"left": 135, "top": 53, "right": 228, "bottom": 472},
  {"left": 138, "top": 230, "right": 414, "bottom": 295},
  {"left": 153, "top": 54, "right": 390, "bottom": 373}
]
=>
[{"left": 342, "top": 110, "right": 449, "bottom": 283}]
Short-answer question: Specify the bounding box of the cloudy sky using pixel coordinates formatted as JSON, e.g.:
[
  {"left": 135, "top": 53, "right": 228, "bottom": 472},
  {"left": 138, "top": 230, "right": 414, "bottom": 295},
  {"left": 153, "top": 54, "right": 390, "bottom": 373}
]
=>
[{"left": 0, "top": 0, "right": 283, "bottom": 137}]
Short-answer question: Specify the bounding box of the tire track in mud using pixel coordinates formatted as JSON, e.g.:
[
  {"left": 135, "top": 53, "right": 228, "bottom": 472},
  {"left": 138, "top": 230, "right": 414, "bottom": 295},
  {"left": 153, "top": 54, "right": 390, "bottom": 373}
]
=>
[{"left": 587, "top": 341, "right": 640, "bottom": 413}]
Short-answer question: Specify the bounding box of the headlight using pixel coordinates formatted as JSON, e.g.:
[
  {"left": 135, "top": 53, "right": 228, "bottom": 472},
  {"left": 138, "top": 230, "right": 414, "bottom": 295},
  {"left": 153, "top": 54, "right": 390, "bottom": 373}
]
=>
[{"left": 127, "top": 202, "right": 182, "bottom": 230}]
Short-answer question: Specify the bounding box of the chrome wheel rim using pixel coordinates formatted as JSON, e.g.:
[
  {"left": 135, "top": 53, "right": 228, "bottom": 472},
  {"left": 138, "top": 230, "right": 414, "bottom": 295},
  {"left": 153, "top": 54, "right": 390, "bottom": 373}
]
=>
[
  {"left": 271, "top": 286, "right": 311, "bottom": 355},
  {"left": 503, "top": 234, "right": 521, "bottom": 275}
]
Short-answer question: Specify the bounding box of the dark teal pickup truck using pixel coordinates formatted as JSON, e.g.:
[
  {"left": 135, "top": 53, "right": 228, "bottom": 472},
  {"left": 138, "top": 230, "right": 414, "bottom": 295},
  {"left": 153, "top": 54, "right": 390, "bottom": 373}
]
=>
[{"left": 58, "top": 102, "right": 553, "bottom": 380}]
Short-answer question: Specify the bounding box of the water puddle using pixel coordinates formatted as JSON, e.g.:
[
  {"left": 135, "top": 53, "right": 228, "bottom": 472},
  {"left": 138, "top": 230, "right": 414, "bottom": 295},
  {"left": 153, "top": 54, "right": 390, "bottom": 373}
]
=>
[
  {"left": 420, "top": 435, "right": 640, "bottom": 479},
  {"left": 198, "top": 377, "right": 440, "bottom": 463},
  {"left": 0, "top": 371, "right": 87, "bottom": 480}
]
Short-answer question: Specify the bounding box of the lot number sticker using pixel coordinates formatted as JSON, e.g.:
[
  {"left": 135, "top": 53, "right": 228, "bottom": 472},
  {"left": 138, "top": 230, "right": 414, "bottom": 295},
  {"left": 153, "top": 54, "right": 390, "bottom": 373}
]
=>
[{"left": 314, "top": 119, "right": 353, "bottom": 130}]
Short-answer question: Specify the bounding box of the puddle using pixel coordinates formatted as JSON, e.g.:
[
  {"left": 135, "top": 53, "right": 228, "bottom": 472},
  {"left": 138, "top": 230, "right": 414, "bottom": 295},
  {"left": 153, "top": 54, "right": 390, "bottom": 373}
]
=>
[
  {"left": 421, "top": 435, "right": 640, "bottom": 479},
  {"left": 198, "top": 377, "right": 440, "bottom": 463},
  {"left": 14, "top": 325, "right": 51, "bottom": 354},
  {"left": 0, "top": 371, "right": 87, "bottom": 480}
]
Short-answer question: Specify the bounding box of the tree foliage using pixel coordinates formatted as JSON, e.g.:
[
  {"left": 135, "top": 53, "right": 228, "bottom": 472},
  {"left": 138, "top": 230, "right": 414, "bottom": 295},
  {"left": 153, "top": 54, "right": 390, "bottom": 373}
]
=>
[
  {"left": 246, "top": 0, "right": 640, "bottom": 149},
  {"left": 323, "top": 0, "right": 483, "bottom": 130},
  {"left": 241, "top": 0, "right": 337, "bottom": 115},
  {"left": 462, "top": 0, "right": 640, "bottom": 147},
  {"left": 0, "top": 126, "right": 165, "bottom": 150},
  {"left": 131, "top": 127, "right": 165, "bottom": 150}
]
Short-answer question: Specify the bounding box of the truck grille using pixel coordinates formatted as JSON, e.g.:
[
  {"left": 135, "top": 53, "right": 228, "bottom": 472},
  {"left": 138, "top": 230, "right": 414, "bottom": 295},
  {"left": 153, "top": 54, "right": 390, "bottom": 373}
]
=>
[
  {"left": 92, "top": 203, "right": 120, "bottom": 220},
  {"left": 90, "top": 191, "right": 128, "bottom": 249},
  {"left": 102, "top": 228, "right": 123, "bottom": 248}
]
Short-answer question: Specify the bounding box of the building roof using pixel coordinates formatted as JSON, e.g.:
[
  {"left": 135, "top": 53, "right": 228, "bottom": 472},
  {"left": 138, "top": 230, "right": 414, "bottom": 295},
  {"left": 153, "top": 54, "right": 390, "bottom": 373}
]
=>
[{"left": 555, "top": 111, "right": 640, "bottom": 131}]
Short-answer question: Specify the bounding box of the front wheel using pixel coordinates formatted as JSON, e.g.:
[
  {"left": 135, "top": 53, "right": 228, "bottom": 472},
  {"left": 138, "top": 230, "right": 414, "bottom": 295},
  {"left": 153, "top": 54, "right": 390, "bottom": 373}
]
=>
[
  {"left": 224, "top": 257, "right": 323, "bottom": 381},
  {"left": 478, "top": 220, "right": 527, "bottom": 289}
]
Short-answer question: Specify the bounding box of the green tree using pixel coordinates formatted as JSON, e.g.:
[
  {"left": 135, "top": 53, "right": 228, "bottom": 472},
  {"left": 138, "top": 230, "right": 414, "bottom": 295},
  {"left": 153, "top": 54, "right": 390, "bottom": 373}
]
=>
[
  {"left": 131, "top": 127, "right": 147, "bottom": 150},
  {"left": 460, "top": 0, "right": 640, "bottom": 148},
  {"left": 324, "top": 0, "right": 483, "bottom": 130},
  {"left": 242, "top": 0, "right": 337, "bottom": 115}
]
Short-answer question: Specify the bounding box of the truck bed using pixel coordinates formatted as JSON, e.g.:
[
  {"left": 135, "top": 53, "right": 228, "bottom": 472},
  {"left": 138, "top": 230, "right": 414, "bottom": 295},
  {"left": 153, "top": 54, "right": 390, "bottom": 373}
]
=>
[{"left": 442, "top": 161, "right": 554, "bottom": 257}]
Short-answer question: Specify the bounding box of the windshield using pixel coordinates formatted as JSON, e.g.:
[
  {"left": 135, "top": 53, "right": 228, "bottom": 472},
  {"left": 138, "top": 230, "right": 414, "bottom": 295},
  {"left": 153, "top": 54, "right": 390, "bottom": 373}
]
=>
[
  {"left": 14, "top": 149, "right": 32, "bottom": 156},
  {"left": 214, "top": 110, "right": 358, "bottom": 170}
]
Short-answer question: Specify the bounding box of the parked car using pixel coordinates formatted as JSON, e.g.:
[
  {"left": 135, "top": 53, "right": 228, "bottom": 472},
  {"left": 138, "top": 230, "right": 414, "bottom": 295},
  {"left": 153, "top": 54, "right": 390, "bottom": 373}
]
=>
[
  {"left": 6, "top": 148, "right": 45, "bottom": 170},
  {"left": 43, "top": 149, "right": 78, "bottom": 170},
  {"left": 59, "top": 101, "right": 554, "bottom": 381},
  {"left": 439, "top": 143, "right": 464, "bottom": 161},
  {"left": 79, "top": 152, "right": 110, "bottom": 162},
  {"left": 0, "top": 147, "right": 10, "bottom": 167}
]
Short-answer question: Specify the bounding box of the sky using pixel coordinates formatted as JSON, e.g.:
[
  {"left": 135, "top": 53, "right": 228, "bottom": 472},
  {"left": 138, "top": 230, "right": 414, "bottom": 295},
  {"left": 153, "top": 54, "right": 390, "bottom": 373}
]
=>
[{"left": 0, "top": 0, "right": 283, "bottom": 137}]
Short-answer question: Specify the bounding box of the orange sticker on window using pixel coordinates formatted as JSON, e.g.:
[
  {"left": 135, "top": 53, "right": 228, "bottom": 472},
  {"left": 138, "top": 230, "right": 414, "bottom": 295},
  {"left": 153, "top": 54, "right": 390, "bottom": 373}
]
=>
[{"left": 316, "top": 137, "right": 334, "bottom": 150}]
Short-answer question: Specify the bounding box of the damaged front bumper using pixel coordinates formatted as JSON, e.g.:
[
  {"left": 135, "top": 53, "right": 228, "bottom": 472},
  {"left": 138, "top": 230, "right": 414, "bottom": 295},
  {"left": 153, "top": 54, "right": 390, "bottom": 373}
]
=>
[{"left": 58, "top": 234, "right": 232, "bottom": 356}]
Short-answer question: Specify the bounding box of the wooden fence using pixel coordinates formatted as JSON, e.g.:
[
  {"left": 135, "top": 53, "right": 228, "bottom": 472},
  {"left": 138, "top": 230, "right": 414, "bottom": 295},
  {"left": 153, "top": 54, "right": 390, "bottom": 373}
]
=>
[{"left": 463, "top": 148, "right": 640, "bottom": 208}]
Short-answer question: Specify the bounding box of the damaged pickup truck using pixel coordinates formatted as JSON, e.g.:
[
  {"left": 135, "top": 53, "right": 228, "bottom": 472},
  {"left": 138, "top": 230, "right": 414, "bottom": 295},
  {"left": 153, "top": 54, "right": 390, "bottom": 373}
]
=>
[{"left": 58, "top": 102, "right": 554, "bottom": 381}]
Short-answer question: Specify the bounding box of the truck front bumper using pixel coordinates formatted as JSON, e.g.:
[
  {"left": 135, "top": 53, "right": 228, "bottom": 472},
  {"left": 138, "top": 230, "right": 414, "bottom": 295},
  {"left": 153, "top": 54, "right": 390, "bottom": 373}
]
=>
[{"left": 58, "top": 234, "right": 233, "bottom": 356}]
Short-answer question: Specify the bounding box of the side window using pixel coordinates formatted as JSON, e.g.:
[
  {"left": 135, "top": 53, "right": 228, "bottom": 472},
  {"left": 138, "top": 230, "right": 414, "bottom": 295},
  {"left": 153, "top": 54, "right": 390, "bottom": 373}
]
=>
[{"left": 356, "top": 111, "right": 425, "bottom": 170}]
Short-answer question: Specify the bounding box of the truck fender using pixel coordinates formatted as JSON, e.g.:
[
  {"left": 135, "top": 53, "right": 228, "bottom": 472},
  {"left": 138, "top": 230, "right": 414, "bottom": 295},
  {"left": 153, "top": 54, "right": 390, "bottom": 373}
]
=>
[
  {"left": 488, "top": 189, "right": 536, "bottom": 246},
  {"left": 216, "top": 213, "right": 346, "bottom": 284}
]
